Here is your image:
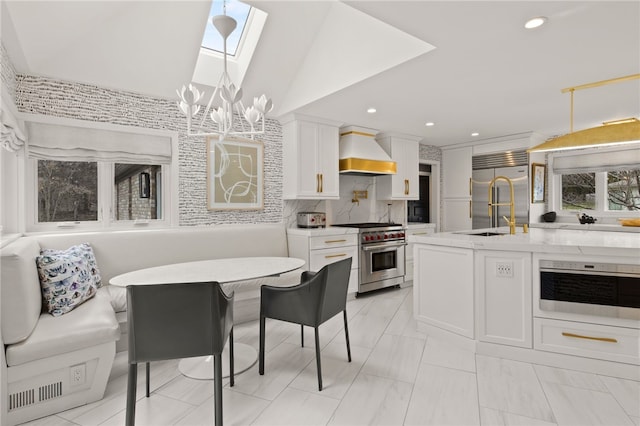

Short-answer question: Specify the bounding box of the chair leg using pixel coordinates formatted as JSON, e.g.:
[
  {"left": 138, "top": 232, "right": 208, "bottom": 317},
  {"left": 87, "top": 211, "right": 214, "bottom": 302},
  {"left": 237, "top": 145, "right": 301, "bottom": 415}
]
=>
[
  {"left": 314, "top": 327, "right": 322, "bottom": 391},
  {"left": 229, "top": 327, "right": 235, "bottom": 387},
  {"left": 301, "top": 324, "right": 304, "bottom": 347},
  {"left": 213, "top": 353, "right": 223, "bottom": 426},
  {"left": 259, "top": 315, "right": 265, "bottom": 375},
  {"left": 145, "top": 362, "right": 150, "bottom": 397},
  {"left": 126, "top": 363, "right": 138, "bottom": 426},
  {"left": 343, "top": 310, "right": 352, "bottom": 362}
]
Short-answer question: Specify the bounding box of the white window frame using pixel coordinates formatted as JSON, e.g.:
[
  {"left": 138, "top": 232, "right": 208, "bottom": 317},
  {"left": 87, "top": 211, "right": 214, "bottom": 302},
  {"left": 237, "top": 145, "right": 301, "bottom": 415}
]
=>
[
  {"left": 23, "top": 114, "right": 179, "bottom": 233},
  {"left": 549, "top": 145, "right": 640, "bottom": 219}
]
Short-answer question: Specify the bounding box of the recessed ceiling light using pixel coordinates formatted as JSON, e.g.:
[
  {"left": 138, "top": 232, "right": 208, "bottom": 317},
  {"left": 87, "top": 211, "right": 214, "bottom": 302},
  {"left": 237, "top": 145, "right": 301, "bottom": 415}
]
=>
[
  {"left": 425, "top": 122, "right": 435, "bottom": 127},
  {"left": 471, "top": 132, "right": 479, "bottom": 137},
  {"left": 367, "top": 108, "right": 377, "bottom": 114},
  {"left": 525, "top": 16, "right": 547, "bottom": 29}
]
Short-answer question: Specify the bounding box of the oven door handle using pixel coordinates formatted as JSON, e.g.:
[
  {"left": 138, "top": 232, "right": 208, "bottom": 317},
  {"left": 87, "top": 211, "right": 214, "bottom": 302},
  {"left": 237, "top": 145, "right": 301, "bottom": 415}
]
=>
[
  {"left": 362, "top": 242, "right": 407, "bottom": 251},
  {"left": 540, "top": 268, "right": 639, "bottom": 278}
]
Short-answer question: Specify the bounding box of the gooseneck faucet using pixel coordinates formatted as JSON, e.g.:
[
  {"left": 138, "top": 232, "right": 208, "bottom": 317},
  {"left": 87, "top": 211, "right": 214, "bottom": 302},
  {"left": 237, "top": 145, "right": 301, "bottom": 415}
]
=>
[{"left": 488, "top": 175, "right": 516, "bottom": 235}]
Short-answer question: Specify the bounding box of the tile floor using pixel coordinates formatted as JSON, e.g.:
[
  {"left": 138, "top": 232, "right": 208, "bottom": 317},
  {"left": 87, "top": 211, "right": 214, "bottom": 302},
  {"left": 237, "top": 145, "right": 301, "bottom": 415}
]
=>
[{"left": 22, "top": 287, "right": 639, "bottom": 426}]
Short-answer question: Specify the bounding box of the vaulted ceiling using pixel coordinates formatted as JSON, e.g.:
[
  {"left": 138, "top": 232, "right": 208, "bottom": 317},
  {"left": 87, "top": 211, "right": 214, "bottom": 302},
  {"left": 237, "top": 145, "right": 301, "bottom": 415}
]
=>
[{"left": 2, "top": 1, "right": 639, "bottom": 147}]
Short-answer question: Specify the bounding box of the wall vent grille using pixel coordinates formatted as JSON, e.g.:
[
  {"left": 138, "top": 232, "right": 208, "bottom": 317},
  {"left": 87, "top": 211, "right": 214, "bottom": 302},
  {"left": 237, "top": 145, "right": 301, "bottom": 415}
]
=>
[
  {"left": 8, "top": 381, "right": 63, "bottom": 411},
  {"left": 39, "top": 381, "right": 63, "bottom": 402},
  {"left": 8, "top": 389, "right": 35, "bottom": 411},
  {"left": 472, "top": 150, "right": 529, "bottom": 170}
]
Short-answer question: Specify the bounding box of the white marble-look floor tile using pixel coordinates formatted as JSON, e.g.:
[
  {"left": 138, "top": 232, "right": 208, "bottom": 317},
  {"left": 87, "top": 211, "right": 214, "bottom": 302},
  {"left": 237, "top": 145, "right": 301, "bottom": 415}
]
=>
[
  {"left": 361, "top": 333, "right": 424, "bottom": 383},
  {"left": 18, "top": 416, "right": 77, "bottom": 426},
  {"left": 533, "top": 364, "right": 608, "bottom": 392},
  {"left": 476, "top": 355, "right": 555, "bottom": 423},
  {"left": 252, "top": 387, "right": 339, "bottom": 426},
  {"left": 283, "top": 314, "right": 345, "bottom": 350},
  {"left": 328, "top": 373, "right": 413, "bottom": 426},
  {"left": 230, "top": 342, "right": 315, "bottom": 400},
  {"left": 100, "top": 393, "right": 194, "bottom": 425},
  {"left": 421, "top": 336, "right": 476, "bottom": 373},
  {"left": 289, "top": 340, "right": 371, "bottom": 399},
  {"left": 480, "top": 407, "right": 558, "bottom": 426},
  {"left": 384, "top": 306, "right": 427, "bottom": 340},
  {"left": 631, "top": 416, "right": 640, "bottom": 426},
  {"left": 156, "top": 374, "right": 216, "bottom": 406},
  {"left": 175, "top": 387, "right": 269, "bottom": 426},
  {"left": 599, "top": 375, "right": 640, "bottom": 418},
  {"left": 540, "top": 381, "right": 634, "bottom": 425},
  {"left": 405, "top": 363, "right": 480, "bottom": 425}
]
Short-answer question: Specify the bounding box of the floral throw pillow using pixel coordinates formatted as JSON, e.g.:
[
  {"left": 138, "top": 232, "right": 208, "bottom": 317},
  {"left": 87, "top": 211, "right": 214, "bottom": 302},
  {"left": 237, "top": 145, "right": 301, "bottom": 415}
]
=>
[
  {"left": 40, "top": 243, "right": 102, "bottom": 287},
  {"left": 36, "top": 244, "right": 101, "bottom": 316}
]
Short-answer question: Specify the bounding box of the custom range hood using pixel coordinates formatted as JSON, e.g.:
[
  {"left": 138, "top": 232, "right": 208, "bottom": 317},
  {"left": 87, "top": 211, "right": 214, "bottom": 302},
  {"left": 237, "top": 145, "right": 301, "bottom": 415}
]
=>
[{"left": 339, "top": 126, "right": 396, "bottom": 175}]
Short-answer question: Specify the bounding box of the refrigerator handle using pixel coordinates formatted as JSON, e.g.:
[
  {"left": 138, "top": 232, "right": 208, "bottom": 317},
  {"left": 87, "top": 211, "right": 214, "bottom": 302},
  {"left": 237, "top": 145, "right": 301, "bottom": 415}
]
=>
[{"left": 494, "top": 186, "right": 499, "bottom": 228}]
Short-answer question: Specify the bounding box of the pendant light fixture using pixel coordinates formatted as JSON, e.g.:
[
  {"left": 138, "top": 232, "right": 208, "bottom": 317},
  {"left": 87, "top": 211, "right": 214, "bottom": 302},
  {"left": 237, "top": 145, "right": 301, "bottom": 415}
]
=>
[
  {"left": 528, "top": 74, "right": 640, "bottom": 152},
  {"left": 176, "top": 1, "right": 273, "bottom": 141}
]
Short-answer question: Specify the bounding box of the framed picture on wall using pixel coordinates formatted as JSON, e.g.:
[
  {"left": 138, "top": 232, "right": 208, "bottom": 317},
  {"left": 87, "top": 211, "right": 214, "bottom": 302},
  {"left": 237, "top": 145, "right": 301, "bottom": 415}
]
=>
[
  {"left": 531, "top": 163, "right": 546, "bottom": 203},
  {"left": 139, "top": 172, "right": 150, "bottom": 198},
  {"left": 207, "top": 136, "right": 264, "bottom": 210}
]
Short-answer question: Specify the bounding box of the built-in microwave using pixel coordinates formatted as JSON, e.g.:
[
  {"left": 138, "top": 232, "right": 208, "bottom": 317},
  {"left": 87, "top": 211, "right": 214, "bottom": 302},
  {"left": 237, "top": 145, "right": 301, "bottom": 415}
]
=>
[{"left": 539, "top": 259, "right": 640, "bottom": 321}]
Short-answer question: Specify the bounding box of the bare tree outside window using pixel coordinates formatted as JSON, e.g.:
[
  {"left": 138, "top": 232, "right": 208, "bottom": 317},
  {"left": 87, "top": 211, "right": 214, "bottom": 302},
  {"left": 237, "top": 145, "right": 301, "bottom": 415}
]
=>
[
  {"left": 38, "top": 160, "right": 98, "bottom": 222},
  {"left": 608, "top": 170, "right": 640, "bottom": 211},
  {"left": 561, "top": 173, "right": 595, "bottom": 210}
]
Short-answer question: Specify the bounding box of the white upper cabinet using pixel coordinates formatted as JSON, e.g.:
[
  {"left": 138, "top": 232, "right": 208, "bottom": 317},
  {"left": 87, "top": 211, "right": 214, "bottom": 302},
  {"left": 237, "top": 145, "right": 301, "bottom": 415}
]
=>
[
  {"left": 376, "top": 133, "right": 420, "bottom": 200},
  {"left": 282, "top": 115, "right": 340, "bottom": 200},
  {"left": 442, "top": 146, "right": 472, "bottom": 198}
]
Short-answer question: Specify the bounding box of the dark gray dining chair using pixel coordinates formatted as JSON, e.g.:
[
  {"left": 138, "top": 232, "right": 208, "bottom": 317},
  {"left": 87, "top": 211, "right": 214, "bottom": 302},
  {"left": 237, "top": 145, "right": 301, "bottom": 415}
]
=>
[
  {"left": 125, "top": 281, "right": 234, "bottom": 426},
  {"left": 259, "top": 257, "right": 352, "bottom": 391}
]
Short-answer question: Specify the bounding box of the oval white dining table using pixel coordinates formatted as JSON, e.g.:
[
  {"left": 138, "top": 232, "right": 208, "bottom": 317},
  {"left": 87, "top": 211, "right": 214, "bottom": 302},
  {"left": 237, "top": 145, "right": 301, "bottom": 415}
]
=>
[{"left": 110, "top": 256, "right": 305, "bottom": 380}]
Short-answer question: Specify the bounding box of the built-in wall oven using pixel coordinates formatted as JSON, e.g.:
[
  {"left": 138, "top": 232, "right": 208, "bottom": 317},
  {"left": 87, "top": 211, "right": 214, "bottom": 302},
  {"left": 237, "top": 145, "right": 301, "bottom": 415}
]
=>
[
  {"left": 331, "top": 223, "right": 406, "bottom": 294},
  {"left": 539, "top": 259, "right": 640, "bottom": 320}
]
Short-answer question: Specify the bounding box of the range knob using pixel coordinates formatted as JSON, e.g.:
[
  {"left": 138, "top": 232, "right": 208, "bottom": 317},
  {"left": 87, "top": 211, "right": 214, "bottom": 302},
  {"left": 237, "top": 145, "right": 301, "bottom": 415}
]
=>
[
  {"left": 384, "top": 234, "right": 389, "bottom": 239},
  {"left": 377, "top": 235, "right": 382, "bottom": 240}
]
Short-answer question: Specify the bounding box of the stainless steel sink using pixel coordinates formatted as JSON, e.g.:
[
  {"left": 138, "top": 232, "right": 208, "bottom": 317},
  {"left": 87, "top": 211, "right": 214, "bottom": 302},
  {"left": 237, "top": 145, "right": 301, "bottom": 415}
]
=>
[{"left": 463, "top": 231, "right": 505, "bottom": 236}]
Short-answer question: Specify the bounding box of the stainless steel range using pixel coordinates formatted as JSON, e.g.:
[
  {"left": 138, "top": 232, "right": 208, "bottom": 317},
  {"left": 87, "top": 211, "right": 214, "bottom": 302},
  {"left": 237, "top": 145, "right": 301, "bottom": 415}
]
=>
[{"left": 332, "top": 223, "right": 406, "bottom": 295}]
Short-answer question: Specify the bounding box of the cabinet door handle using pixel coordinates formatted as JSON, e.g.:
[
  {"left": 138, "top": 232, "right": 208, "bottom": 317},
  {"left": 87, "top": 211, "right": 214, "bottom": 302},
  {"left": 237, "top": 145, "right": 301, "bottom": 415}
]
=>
[
  {"left": 413, "top": 232, "right": 428, "bottom": 235},
  {"left": 316, "top": 174, "right": 320, "bottom": 193},
  {"left": 320, "top": 173, "right": 323, "bottom": 193},
  {"left": 469, "top": 177, "right": 472, "bottom": 196},
  {"left": 469, "top": 200, "right": 472, "bottom": 218},
  {"left": 325, "top": 253, "right": 347, "bottom": 259},
  {"left": 562, "top": 332, "right": 618, "bottom": 343},
  {"left": 324, "top": 239, "right": 347, "bottom": 244},
  {"left": 405, "top": 179, "right": 409, "bottom": 195}
]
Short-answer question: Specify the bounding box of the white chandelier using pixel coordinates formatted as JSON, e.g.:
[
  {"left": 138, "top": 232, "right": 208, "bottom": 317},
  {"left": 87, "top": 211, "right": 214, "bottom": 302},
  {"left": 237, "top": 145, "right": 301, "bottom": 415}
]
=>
[{"left": 176, "top": 3, "right": 273, "bottom": 141}]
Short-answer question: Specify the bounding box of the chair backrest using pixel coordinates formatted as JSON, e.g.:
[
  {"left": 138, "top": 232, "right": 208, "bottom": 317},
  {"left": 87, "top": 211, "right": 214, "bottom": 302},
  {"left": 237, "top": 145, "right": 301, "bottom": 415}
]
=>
[
  {"left": 318, "top": 257, "right": 352, "bottom": 324},
  {"left": 127, "top": 282, "right": 233, "bottom": 363}
]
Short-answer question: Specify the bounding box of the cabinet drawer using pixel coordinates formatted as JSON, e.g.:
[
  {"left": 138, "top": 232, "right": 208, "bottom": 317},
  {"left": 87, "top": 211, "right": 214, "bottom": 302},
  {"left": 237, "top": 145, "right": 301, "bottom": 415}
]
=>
[
  {"left": 309, "top": 234, "right": 358, "bottom": 250},
  {"left": 309, "top": 246, "right": 358, "bottom": 271},
  {"left": 534, "top": 318, "right": 640, "bottom": 365}
]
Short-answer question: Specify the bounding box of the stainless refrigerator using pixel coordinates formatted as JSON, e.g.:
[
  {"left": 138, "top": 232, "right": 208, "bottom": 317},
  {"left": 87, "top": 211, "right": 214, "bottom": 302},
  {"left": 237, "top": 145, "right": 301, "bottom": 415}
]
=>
[{"left": 472, "top": 166, "right": 529, "bottom": 229}]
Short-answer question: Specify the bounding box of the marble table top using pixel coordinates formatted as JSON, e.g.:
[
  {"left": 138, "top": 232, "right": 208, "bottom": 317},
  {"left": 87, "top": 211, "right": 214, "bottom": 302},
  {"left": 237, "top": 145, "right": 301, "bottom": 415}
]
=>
[{"left": 109, "top": 256, "right": 306, "bottom": 287}]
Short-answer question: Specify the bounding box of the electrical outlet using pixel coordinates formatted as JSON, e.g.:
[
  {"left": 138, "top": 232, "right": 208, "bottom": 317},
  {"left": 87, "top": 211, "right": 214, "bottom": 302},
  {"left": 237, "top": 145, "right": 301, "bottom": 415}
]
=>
[
  {"left": 70, "top": 363, "right": 86, "bottom": 386},
  {"left": 496, "top": 262, "right": 513, "bottom": 277}
]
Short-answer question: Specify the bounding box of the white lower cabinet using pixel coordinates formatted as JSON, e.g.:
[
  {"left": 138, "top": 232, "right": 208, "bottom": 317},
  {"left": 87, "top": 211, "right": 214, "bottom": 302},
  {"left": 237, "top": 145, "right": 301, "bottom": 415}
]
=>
[
  {"left": 287, "top": 232, "right": 359, "bottom": 294},
  {"left": 476, "top": 250, "right": 532, "bottom": 348},
  {"left": 534, "top": 317, "right": 640, "bottom": 365},
  {"left": 405, "top": 225, "right": 435, "bottom": 282},
  {"left": 414, "top": 244, "right": 474, "bottom": 338}
]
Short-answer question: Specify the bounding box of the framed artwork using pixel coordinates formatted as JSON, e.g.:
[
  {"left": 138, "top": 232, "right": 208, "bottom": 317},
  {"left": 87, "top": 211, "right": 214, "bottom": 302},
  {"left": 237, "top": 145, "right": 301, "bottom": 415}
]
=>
[
  {"left": 207, "top": 136, "right": 264, "bottom": 210},
  {"left": 139, "top": 172, "right": 150, "bottom": 198},
  {"left": 531, "top": 163, "right": 546, "bottom": 203}
]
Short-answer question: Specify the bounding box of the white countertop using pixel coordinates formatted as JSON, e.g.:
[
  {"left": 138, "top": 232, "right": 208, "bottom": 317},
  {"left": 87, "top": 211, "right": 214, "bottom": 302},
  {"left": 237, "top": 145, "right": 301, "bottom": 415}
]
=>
[
  {"left": 410, "top": 227, "right": 640, "bottom": 258},
  {"left": 406, "top": 223, "right": 437, "bottom": 230},
  {"left": 286, "top": 226, "right": 359, "bottom": 237}
]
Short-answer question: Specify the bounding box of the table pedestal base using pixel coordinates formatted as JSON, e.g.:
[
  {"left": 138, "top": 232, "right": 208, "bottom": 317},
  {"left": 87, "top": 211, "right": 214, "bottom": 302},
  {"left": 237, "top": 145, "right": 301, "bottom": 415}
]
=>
[{"left": 178, "top": 343, "right": 257, "bottom": 380}]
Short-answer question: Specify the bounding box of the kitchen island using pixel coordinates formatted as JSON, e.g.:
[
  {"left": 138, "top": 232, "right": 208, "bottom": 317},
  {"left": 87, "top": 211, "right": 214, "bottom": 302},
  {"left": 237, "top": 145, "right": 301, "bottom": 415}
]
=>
[{"left": 410, "top": 227, "right": 640, "bottom": 380}]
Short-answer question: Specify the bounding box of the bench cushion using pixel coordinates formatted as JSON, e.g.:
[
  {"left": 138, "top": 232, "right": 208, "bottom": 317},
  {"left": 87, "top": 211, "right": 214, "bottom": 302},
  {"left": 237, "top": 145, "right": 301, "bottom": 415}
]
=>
[
  {"left": 5, "top": 288, "right": 120, "bottom": 367},
  {"left": 1, "top": 238, "right": 42, "bottom": 344}
]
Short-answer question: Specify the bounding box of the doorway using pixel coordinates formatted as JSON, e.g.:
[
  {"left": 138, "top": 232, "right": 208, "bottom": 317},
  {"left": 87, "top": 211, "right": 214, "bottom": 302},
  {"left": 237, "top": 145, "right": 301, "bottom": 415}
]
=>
[{"left": 407, "top": 164, "right": 431, "bottom": 223}]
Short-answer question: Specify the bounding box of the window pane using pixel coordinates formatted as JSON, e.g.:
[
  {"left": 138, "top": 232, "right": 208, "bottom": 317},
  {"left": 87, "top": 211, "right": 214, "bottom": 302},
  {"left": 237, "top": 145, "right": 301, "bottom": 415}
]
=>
[
  {"left": 561, "top": 173, "right": 595, "bottom": 211},
  {"left": 38, "top": 160, "right": 98, "bottom": 222},
  {"left": 201, "top": 0, "right": 251, "bottom": 56},
  {"left": 607, "top": 170, "right": 640, "bottom": 211},
  {"left": 114, "top": 164, "right": 162, "bottom": 221}
]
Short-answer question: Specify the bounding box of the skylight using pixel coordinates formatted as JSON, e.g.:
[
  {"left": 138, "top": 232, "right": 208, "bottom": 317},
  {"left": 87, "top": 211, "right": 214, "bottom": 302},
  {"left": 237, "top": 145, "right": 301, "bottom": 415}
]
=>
[{"left": 201, "top": 0, "right": 251, "bottom": 56}]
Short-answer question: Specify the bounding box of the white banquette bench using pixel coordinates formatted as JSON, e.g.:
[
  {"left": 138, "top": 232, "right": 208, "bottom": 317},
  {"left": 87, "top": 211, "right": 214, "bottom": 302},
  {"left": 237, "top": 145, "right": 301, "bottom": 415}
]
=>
[{"left": 0, "top": 224, "right": 299, "bottom": 425}]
